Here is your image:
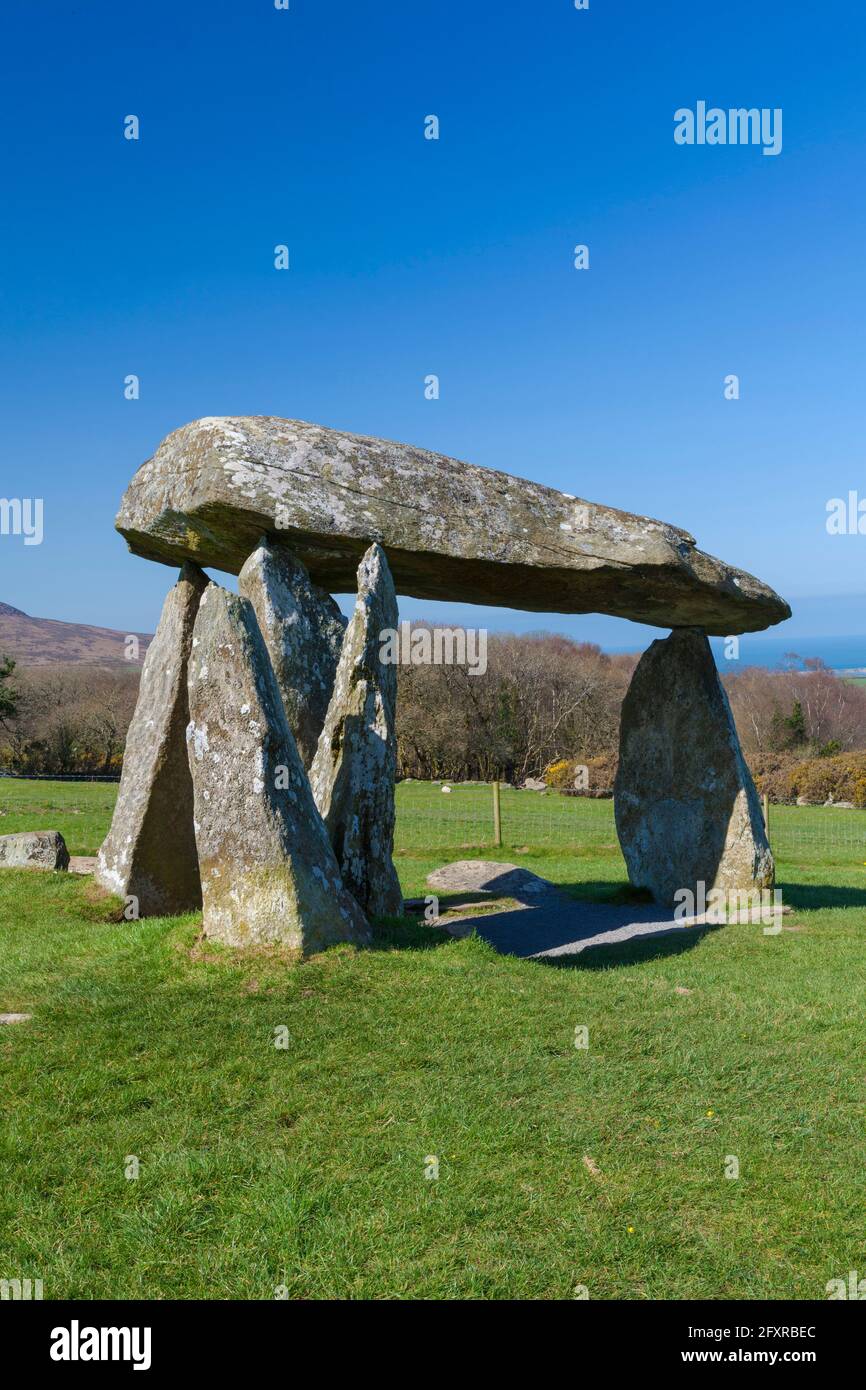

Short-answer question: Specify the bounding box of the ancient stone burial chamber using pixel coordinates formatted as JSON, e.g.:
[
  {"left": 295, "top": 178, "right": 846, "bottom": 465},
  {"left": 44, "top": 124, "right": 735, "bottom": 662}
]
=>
[{"left": 98, "top": 414, "right": 791, "bottom": 941}]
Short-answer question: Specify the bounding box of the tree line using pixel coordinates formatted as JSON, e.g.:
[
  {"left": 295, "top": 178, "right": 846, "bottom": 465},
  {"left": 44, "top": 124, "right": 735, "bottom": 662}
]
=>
[
  {"left": 2, "top": 635, "right": 866, "bottom": 791},
  {"left": 0, "top": 662, "right": 139, "bottom": 776}
]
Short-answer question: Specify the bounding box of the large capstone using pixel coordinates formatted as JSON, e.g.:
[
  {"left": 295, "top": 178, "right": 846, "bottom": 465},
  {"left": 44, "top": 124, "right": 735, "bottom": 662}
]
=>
[
  {"left": 310, "top": 543, "right": 403, "bottom": 917},
  {"left": 95, "top": 562, "right": 208, "bottom": 914},
  {"left": 238, "top": 536, "right": 346, "bottom": 768},
  {"left": 0, "top": 830, "right": 69, "bottom": 872},
  {"left": 186, "top": 584, "right": 370, "bottom": 951},
  {"left": 115, "top": 415, "right": 791, "bottom": 635},
  {"left": 614, "top": 628, "right": 774, "bottom": 908}
]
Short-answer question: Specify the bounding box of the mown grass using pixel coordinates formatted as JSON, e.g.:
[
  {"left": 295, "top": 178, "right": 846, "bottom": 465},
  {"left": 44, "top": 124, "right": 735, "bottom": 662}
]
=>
[
  {"left": 0, "top": 779, "right": 865, "bottom": 1299},
  {"left": 0, "top": 780, "right": 118, "bottom": 857},
  {"left": 4, "top": 776, "right": 864, "bottom": 864}
]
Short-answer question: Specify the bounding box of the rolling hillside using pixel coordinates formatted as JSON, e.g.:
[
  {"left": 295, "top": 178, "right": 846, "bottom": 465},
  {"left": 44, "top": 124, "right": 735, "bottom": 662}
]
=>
[{"left": 0, "top": 602, "right": 152, "bottom": 667}]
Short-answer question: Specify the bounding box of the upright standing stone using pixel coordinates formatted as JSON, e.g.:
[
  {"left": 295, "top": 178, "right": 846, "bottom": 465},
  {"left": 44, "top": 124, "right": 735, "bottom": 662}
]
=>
[
  {"left": 238, "top": 536, "right": 346, "bottom": 768},
  {"left": 310, "top": 544, "right": 403, "bottom": 917},
  {"left": 614, "top": 627, "right": 774, "bottom": 908},
  {"left": 186, "top": 584, "right": 369, "bottom": 951},
  {"left": 95, "top": 563, "right": 208, "bottom": 914}
]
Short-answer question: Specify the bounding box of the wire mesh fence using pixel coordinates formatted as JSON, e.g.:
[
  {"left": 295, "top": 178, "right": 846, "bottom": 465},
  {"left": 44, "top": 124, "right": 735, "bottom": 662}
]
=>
[
  {"left": 3, "top": 775, "right": 863, "bottom": 863},
  {"left": 394, "top": 783, "right": 624, "bottom": 852},
  {"left": 394, "top": 781, "right": 866, "bottom": 861},
  {"left": 767, "top": 804, "right": 866, "bottom": 857}
]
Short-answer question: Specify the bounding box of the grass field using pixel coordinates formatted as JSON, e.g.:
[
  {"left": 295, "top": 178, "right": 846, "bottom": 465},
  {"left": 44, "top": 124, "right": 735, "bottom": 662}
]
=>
[{"left": 1, "top": 778, "right": 865, "bottom": 1299}]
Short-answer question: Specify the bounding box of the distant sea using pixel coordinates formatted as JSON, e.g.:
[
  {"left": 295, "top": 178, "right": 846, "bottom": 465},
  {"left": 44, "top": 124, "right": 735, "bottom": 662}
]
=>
[
  {"left": 709, "top": 634, "right": 866, "bottom": 674},
  {"left": 605, "top": 633, "right": 866, "bottom": 673},
  {"left": 397, "top": 593, "right": 866, "bottom": 673}
]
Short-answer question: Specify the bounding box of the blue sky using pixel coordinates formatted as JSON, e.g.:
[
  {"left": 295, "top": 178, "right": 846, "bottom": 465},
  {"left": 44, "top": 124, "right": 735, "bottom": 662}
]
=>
[{"left": 1, "top": 0, "right": 864, "bottom": 654}]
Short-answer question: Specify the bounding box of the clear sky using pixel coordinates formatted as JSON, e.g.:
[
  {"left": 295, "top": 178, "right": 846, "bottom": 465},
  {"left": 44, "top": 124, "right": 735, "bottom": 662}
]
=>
[{"left": 1, "top": 0, "right": 864, "bottom": 652}]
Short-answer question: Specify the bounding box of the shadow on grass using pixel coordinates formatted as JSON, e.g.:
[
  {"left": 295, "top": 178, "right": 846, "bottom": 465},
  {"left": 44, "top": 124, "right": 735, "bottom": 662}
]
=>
[
  {"left": 554, "top": 880, "right": 654, "bottom": 906},
  {"left": 373, "top": 880, "right": 716, "bottom": 971},
  {"left": 777, "top": 881, "right": 866, "bottom": 911},
  {"left": 538, "top": 924, "right": 716, "bottom": 972},
  {"left": 370, "top": 914, "right": 454, "bottom": 952}
]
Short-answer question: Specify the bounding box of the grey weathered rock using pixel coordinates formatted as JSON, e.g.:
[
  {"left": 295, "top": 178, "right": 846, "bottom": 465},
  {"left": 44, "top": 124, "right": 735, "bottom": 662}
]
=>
[
  {"left": 95, "top": 562, "right": 208, "bottom": 915},
  {"left": 0, "top": 830, "right": 69, "bottom": 872},
  {"left": 426, "top": 860, "right": 555, "bottom": 900},
  {"left": 238, "top": 536, "right": 346, "bottom": 768},
  {"left": 522, "top": 777, "right": 548, "bottom": 791},
  {"left": 115, "top": 415, "right": 790, "bottom": 635},
  {"left": 310, "top": 544, "right": 403, "bottom": 917},
  {"left": 614, "top": 628, "right": 774, "bottom": 907},
  {"left": 186, "top": 584, "right": 369, "bottom": 951}
]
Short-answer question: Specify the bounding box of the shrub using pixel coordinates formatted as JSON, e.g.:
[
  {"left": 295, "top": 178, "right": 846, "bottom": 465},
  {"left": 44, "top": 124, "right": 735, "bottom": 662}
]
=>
[
  {"left": 543, "top": 758, "right": 572, "bottom": 789},
  {"left": 750, "top": 750, "right": 866, "bottom": 806},
  {"left": 558, "top": 751, "right": 618, "bottom": 798}
]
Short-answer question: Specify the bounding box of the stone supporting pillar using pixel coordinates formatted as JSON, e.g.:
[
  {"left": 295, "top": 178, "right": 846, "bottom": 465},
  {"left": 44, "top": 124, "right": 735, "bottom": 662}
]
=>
[
  {"left": 95, "top": 562, "right": 209, "bottom": 915},
  {"left": 238, "top": 536, "right": 346, "bottom": 768},
  {"left": 614, "top": 627, "right": 774, "bottom": 908},
  {"left": 186, "top": 584, "right": 369, "bottom": 951},
  {"left": 310, "top": 543, "right": 403, "bottom": 918}
]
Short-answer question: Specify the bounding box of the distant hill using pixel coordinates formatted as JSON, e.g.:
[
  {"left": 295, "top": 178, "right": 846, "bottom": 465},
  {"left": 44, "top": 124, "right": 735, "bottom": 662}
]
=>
[{"left": 0, "top": 602, "right": 152, "bottom": 667}]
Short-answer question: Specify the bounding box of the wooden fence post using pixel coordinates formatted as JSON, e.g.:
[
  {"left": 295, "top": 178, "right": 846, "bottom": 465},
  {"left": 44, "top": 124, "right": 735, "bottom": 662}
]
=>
[{"left": 493, "top": 780, "right": 502, "bottom": 847}]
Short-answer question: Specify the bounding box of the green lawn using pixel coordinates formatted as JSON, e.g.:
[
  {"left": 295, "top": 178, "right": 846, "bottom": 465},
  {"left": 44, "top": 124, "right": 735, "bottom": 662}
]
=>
[
  {"left": 1, "top": 779, "right": 865, "bottom": 1299},
  {"left": 0, "top": 779, "right": 118, "bottom": 858}
]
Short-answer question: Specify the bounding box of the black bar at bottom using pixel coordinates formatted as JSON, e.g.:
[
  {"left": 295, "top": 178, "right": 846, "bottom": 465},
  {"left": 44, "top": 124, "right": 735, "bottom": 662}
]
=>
[{"left": 2, "top": 1298, "right": 861, "bottom": 1374}]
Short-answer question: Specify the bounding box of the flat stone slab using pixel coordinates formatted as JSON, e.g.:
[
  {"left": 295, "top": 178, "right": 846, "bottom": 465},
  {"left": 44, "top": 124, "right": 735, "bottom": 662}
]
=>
[
  {"left": 425, "top": 861, "right": 777, "bottom": 958},
  {"left": 69, "top": 856, "right": 97, "bottom": 876},
  {"left": 0, "top": 830, "right": 69, "bottom": 871},
  {"left": 426, "top": 860, "right": 556, "bottom": 900},
  {"left": 0, "top": 1013, "right": 33, "bottom": 1024},
  {"left": 116, "top": 416, "right": 790, "bottom": 634}
]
